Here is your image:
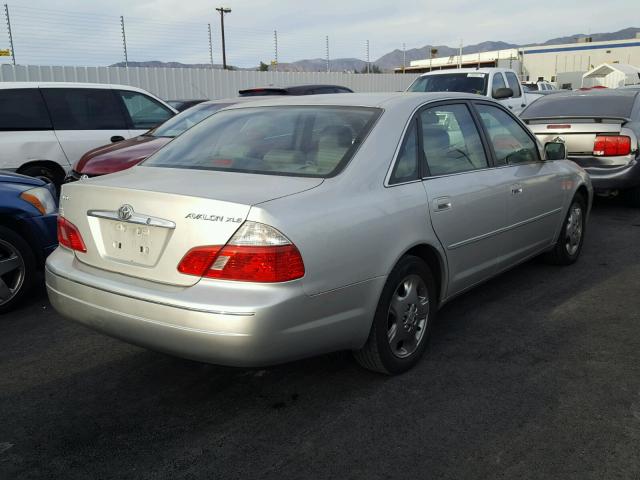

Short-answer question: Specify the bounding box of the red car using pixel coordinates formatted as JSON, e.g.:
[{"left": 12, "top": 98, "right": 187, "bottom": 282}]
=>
[{"left": 65, "top": 98, "right": 249, "bottom": 182}]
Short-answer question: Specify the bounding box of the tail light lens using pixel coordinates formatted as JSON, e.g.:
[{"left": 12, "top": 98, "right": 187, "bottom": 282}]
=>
[
  {"left": 593, "top": 135, "right": 631, "bottom": 156},
  {"left": 177, "top": 222, "right": 305, "bottom": 283},
  {"left": 57, "top": 216, "right": 87, "bottom": 252}
]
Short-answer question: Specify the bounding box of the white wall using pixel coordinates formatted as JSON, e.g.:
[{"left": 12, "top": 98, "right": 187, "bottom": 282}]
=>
[{"left": 0, "top": 64, "right": 419, "bottom": 100}]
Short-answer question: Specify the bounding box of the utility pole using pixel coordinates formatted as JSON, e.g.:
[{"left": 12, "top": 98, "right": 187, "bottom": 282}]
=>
[
  {"left": 120, "top": 15, "right": 128, "bottom": 67},
  {"left": 273, "top": 30, "right": 278, "bottom": 72},
  {"left": 366, "top": 40, "right": 370, "bottom": 74},
  {"left": 216, "top": 7, "right": 231, "bottom": 69},
  {"left": 5, "top": 3, "right": 15, "bottom": 65},
  {"left": 459, "top": 39, "right": 463, "bottom": 68},
  {"left": 402, "top": 43, "right": 406, "bottom": 73},
  {"left": 208, "top": 23, "right": 214, "bottom": 68},
  {"left": 325, "top": 35, "right": 330, "bottom": 73}
]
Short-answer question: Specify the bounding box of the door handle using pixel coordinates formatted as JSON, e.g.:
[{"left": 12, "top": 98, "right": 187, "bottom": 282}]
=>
[
  {"left": 511, "top": 184, "right": 523, "bottom": 195},
  {"left": 508, "top": 105, "right": 513, "bottom": 109},
  {"left": 111, "top": 135, "right": 125, "bottom": 143},
  {"left": 521, "top": 103, "right": 526, "bottom": 107},
  {"left": 433, "top": 197, "right": 452, "bottom": 211}
]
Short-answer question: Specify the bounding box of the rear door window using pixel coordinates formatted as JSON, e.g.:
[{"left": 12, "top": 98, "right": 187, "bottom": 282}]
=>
[
  {"left": 117, "top": 90, "right": 174, "bottom": 129},
  {"left": 42, "top": 88, "right": 127, "bottom": 130},
  {"left": 505, "top": 72, "right": 522, "bottom": 97},
  {"left": 475, "top": 103, "right": 539, "bottom": 165},
  {"left": 0, "top": 89, "right": 52, "bottom": 130},
  {"left": 420, "top": 103, "right": 488, "bottom": 176}
]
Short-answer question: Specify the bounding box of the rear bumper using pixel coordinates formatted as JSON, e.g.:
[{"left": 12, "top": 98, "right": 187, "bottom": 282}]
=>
[
  {"left": 45, "top": 248, "right": 382, "bottom": 367},
  {"left": 574, "top": 157, "right": 640, "bottom": 191}
]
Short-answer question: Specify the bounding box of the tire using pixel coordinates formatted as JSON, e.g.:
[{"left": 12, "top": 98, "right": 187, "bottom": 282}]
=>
[
  {"left": 0, "top": 226, "right": 36, "bottom": 314},
  {"left": 623, "top": 187, "right": 640, "bottom": 208},
  {"left": 544, "top": 193, "right": 586, "bottom": 265},
  {"left": 20, "top": 165, "right": 63, "bottom": 190},
  {"left": 354, "top": 255, "right": 437, "bottom": 374}
]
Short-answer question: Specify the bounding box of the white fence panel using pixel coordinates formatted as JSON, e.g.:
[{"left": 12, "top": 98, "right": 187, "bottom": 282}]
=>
[{"left": 0, "top": 64, "right": 418, "bottom": 99}]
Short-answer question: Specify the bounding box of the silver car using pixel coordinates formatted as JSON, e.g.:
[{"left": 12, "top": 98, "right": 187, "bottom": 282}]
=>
[{"left": 46, "top": 93, "right": 592, "bottom": 374}]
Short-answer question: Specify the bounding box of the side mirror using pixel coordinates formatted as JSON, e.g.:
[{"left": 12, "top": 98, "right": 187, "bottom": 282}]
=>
[
  {"left": 544, "top": 142, "right": 566, "bottom": 161},
  {"left": 493, "top": 87, "right": 514, "bottom": 99}
]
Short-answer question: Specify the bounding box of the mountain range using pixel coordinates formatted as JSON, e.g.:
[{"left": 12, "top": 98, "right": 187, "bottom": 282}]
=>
[{"left": 111, "top": 27, "right": 640, "bottom": 72}]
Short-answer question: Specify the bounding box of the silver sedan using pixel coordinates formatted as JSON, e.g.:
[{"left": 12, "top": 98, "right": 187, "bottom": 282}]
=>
[{"left": 46, "top": 93, "right": 592, "bottom": 374}]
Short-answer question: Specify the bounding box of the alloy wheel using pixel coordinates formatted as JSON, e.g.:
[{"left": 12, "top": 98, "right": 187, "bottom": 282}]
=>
[
  {"left": 565, "top": 203, "right": 583, "bottom": 256},
  {"left": 387, "top": 274, "right": 430, "bottom": 358},
  {"left": 0, "top": 239, "right": 25, "bottom": 306}
]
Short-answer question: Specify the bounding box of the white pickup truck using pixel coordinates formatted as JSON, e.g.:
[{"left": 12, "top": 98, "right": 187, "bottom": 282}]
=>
[{"left": 406, "top": 67, "right": 542, "bottom": 115}]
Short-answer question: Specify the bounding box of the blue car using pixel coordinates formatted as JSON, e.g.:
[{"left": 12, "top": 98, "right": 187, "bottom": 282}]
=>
[{"left": 0, "top": 172, "right": 58, "bottom": 313}]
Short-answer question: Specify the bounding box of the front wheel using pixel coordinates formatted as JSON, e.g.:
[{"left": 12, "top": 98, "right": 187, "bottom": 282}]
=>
[
  {"left": 353, "top": 255, "right": 437, "bottom": 374},
  {"left": 0, "top": 226, "right": 36, "bottom": 314},
  {"left": 544, "top": 194, "right": 586, "bottom": 265}
]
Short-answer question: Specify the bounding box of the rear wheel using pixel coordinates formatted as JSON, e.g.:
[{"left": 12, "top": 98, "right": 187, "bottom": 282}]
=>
[
  {"left": 354, "top": 255, "right": 436, "bottom": 374},
  {"left": 0, "top": 226, "right": 35, "bottom": 314},
  {"left": 544, "top": 194, "right": 586, "bottom": 265},
  {"left": 623, "top": 187, "right": 640, "bottom": 208}
]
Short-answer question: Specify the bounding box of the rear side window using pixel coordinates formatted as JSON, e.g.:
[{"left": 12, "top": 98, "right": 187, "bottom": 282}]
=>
[
  {"left": 390, "top": 120, "right": 419, "bottom": 184},
  {"left": 144, "top": 106, "right": 381, "bottom": 178},
  {"left": 420, "top": 104, "right": 488, "bottom": 176},
  {"left": 0, "top": 89, "right": 51, "bottom": 131},
  {"left": 118, "top": 91, "right": 174, "bottom": 129},
  {"left": 42, "top": 88, "right": 127, "bottom": 130},
  {"left": 505, "top": 72, "right": 522, "bottom": 97},
  {"left": 476, "top": 104, "right": 539, "bottom": 165}
]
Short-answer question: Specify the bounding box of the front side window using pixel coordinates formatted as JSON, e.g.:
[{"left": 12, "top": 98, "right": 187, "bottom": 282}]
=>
[
  {"left": 0, "top": 89, "right": 51, "bottom": 130},
  {"left": 408, "top": 73, "right": 488, "bottom": 96},
  {"left": 143, "top": 106, "right": 381, "bottom": 178},
  {"left": 118, "top": 91, "right": 174, "bottom": 129},
  {"left": 476, "top": 103, "right": 539, "bottom": 165},
  {"left": 420, "top": 104, "right": 488, "bottom": 176},
  {"left": 505, "top": 72, "right": 522, "bottom": 97},
  {"left": 42, "top": 88, "right": 127, "bottom": 130},
  {"left": 390, "top": 120, "right": 419, "bottom": 184},
  {"left": 492, "top": 73, "right": 507, "bottom": 94},
  {"left": 152, "top": 103, "right": 230, "bottom": 138}
]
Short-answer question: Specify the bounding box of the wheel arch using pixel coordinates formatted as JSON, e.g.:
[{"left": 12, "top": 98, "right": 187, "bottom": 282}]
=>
[
  {"left": 17, "top": 160, "right": 66, "bottom": 185},
  {"left": 0, "top": 216, "right": 44, "bottom": 267},
  {"left": 401, "top": 243, "right": 447, "bottom": 306}
]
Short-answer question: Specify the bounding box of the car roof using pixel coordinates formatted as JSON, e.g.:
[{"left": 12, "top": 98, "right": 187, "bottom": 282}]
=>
[
  {"left": 222, "top": 92, "right": 490, "bottom": 110},
  {"left": 0, "top": 81, "right": 155, "bottom": 93},
  {"left": 418, "top": 67, "right": 514, "bottom": 77}
]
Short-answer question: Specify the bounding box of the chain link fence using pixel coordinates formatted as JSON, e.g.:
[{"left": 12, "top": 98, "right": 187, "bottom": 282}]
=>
[{"left": 0, "top": 4, "right": 403, "bottom": 72}]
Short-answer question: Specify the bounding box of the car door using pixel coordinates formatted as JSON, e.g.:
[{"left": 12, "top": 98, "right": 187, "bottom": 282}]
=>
[
  {"left": 0, "top": 88, "right": 68, "bottom": 170},
  {"left": 115, "top": 90, "right": 175, "bottom": 137},
  {"left": 419, "top": 102, "right": 512, "bottom": 296},
  {"left": 505, "top": 71, "right": 527, "bottom": 115},
  {"left": 41, "top": 88, "right": 131, "bottom": 166},
  {"left": 474, "top": 102, "right": 566, "bottom": 267}
]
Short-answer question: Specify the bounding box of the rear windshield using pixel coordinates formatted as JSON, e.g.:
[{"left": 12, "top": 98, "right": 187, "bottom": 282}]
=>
[
  {"left": 152, "top": 103, "right": 233, "bottom": 138},
  {"left": 521, "top": 93, "right": 636, "bottom": 119},
  {"left": 407, "top": 73, "right": 488, "bottom": 95},
  {"left": 143, "top": 106, "right": 381, "bottom": 177}
]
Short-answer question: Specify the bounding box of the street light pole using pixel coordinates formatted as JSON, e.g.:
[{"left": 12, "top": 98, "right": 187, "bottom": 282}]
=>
[{"left": 215, "top": 7, "right": 231, "bottom": 69}]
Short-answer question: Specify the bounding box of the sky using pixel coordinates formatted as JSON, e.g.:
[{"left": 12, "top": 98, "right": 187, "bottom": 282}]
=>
[{"left": 1, "top": 0, "right": 638, "bottom": 67}]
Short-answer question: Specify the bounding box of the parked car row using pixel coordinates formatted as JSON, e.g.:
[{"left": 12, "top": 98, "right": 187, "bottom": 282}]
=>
[{"left": 3, "top": 77, "right": 640, "bottom": 376}]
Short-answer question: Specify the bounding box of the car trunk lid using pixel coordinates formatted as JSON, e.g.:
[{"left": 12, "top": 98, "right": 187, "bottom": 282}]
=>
[{"left": 59, "top": 167, "right": 322, "bottom": 286}]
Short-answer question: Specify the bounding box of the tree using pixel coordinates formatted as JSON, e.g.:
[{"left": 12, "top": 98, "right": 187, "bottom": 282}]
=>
[{"left": 258, "top": 61, "right": 269, "bottom": 72}]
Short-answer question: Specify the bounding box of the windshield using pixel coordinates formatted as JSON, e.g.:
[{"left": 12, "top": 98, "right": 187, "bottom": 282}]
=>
[
  {"left": 151, "top": 103, "right": 233, "bottom": 138},
  {"left": 408, "top": 73, "right": 488, "bottom": 95},
  {"left": 143, "top": 106, "right": 381, "bottom": 177}
]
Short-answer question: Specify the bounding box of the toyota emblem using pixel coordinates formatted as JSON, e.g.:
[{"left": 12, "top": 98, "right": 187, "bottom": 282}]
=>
[{"left": 118, "top": 204, "right": 134, "bottom": 221}]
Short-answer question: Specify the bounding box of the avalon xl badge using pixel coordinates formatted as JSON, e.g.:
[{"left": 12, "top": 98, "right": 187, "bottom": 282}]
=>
[{"left": 118, "top": 204, "right": 134, "bottom": 221}]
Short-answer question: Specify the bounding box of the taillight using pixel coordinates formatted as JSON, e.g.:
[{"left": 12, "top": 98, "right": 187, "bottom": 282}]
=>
[
  {"left": 593, "top": 135, "right": 631, "bottom": 156},
  {"left": 177, "top": 222, "right": 305, "bottom": 283},
  {"left": 57, "top": 216, "right": 87, "bottom": 252}
]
